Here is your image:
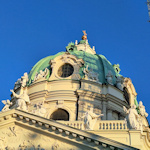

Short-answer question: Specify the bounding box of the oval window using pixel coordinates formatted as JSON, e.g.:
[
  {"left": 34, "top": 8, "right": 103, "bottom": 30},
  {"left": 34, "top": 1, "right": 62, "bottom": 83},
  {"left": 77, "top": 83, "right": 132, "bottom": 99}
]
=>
[{"left": 58, "top": 63, "right": 74, "bottom": 78}]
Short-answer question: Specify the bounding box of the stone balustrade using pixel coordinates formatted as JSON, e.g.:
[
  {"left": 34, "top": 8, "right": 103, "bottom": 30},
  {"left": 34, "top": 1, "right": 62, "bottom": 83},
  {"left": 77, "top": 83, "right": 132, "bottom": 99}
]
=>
[
  {"left": 57, "top": 121, "right": 84, "bottom": 130},
  {"left": 98, "top": 120, "right": 127, "bottom": 130},
  {"left": 58, "top": 120, "right": 127, "bottom": 130}
]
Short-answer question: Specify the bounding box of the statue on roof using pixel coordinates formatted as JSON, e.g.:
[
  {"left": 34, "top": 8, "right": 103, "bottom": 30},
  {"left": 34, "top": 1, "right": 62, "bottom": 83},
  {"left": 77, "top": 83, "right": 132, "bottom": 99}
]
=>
[
  {"left": 81, "top": 107, "right": 103, "bottom": 130},
  {"left": 14, "top": 72, "right": 28, "bottom": 90},
  {"left": 139, "top": 101, "right": 148, "bottom": 117},
  {"left": 21, "top": 72, "right": 28, "bottom": 87},
  {"left": 10, "top": 89, "right": 30, "bottom": 111},
  {"left": 1, "top": 100, "right": 12, "bottom": 112},
  {"left": 33, "top": 68, "right": 49, "bottom": 82},
  {"left": 123, "top": 105, "right": 141, "bottom": 130}
]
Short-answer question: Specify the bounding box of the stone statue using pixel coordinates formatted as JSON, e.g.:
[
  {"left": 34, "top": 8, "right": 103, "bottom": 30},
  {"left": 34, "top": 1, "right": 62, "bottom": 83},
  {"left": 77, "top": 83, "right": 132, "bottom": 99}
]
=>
[
  {"left": 106, "top": 70, "right": 113, "bottom": 85},
  {"left": 21, "top": 72, "right": 28, "bottom": 87},
  {"left": 14, "top": 78, "right": 21, "bottom": 90},
  {"left": 10, "top": 89, "right": 30, "bottom": 111},
  {"left": 123, "top": 105, "right": 140, "bottom": 129},
  {"left": 116, "top": 76, "right": 124, "bottom": 91},
  {"left": 14, "top": 73, "right": 28, "bottom": 90},
  {"left": 33, "top": 68, "right": 49, "bottom": 82},
  {"left": 32, "top": 102, "right": 46, "bottom": 117},
  {"left": 83, "top": 65, "right": 99, "bottom": 82},
  {"left": 1, "top": 100, "right": 12, "bottom": 112},
  {"left": 139, "top": 101, "right": 148, "bottom": 117},
  {"left": 81, "top": 108, "right": 103, "bottom": 130}
]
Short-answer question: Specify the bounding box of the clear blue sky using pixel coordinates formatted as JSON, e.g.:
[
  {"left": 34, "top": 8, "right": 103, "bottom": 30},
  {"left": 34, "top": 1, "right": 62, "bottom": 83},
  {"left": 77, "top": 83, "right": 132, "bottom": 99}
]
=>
[{"left": 0, "top": 1, "right": 150, "bottom": 121}]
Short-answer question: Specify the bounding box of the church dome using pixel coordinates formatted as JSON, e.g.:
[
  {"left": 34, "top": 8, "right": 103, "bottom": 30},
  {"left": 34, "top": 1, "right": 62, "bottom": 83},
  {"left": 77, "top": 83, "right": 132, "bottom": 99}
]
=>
[
  {"left": 28, "top": 43, "right": 122, "bottom": 86},
  {"left": 1, "top": 32, "right": 149, "bottom": 150}
]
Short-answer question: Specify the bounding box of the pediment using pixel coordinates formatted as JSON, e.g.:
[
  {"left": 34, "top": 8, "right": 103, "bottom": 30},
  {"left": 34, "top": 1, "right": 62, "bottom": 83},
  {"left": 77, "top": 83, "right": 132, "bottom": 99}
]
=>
[{"left": 0, "top": 109, "right": 138, "bottom": 150}]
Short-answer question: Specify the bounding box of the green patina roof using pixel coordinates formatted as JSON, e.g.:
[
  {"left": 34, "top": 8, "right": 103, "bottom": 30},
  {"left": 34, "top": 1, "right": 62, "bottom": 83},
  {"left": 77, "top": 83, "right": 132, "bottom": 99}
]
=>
[
  {"left": 28, "top": 49, "right": 122, "bottom": 85},
  {"left": 28, "top": 52, "right": 65, "bottom": 84}
]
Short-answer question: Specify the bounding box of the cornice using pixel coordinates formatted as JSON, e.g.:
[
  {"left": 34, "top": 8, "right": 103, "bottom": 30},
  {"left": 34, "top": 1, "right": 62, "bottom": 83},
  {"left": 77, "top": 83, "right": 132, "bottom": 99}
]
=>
[{"left": 0, "top": 109, "right": 138, "bottom": 150}]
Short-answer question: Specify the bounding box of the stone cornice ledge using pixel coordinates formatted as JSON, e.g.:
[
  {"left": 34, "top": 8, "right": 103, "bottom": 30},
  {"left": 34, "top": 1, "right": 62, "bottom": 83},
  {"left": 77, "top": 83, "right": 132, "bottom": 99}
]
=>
[{"left": 0, "top": 109, "right": 138, "bottom": 150}]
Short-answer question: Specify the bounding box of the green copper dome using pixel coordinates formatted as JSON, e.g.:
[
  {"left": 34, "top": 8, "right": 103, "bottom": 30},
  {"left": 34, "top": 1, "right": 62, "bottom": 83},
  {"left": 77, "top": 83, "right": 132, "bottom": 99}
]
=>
[{"left": 28, "top": 45, "right": 122, "bottom": 85}]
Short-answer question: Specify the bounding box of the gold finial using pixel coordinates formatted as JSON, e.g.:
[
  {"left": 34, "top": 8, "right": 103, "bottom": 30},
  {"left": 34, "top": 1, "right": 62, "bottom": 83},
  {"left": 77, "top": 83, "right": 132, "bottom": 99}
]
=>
[{"left": 82, "top": 30, "right": 87, "bottom": 40}]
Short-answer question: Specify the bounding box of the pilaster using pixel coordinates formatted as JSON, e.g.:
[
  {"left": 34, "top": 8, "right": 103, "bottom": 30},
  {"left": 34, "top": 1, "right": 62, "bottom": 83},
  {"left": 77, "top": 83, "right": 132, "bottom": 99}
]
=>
[{"left": 102, "top": 101, "right": 107, "bottom": 120}]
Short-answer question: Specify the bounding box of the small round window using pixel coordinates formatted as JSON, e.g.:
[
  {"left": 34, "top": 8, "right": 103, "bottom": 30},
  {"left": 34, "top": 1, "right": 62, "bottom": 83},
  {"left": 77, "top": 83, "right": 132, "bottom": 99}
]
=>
[{"left": 58, "top": 63, "right": 74, "bottom": 78}]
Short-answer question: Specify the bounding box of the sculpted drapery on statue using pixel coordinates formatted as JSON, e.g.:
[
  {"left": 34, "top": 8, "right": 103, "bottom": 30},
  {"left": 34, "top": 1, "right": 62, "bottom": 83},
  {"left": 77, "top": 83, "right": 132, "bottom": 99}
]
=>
[
  {"left": 33, "top": 68, "right": 49, "bottom": 82},
  {"left": 139, "top": 101, "right": 148, "bottom": 117},
  {"left": 123, "top": 105, "right": 139, "bottom": 129},
  {"left": 81, "top": 108, "right": 103, "bottom": 130},
  {"left": 14, "top": 72, "right": 28, "bottom": 90},
  {"left": 123, "top": 102, "right": 149, "bottom": 133},
  {"left": 10, "top": 89, "right": 30, "bottom": 111}
]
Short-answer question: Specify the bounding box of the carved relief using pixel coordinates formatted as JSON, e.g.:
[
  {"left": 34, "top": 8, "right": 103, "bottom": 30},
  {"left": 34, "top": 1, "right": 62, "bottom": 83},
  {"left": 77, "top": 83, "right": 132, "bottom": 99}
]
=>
[
  {"left": 32, "top": 102, "right": 47, "bottom": 117},
  {"left": 0, "top": 126, "right": 80, "bottom": 150},
  {"left": 49, "top": 53, "right": 84, "bottom": 80},
  {"left": 10, "top": 89, "right": 30, "bottom": 111},
  {"left": 52, "top": 142, "right": 59, "bottom": 150},
  {"left": 83, "top": 65, "right": 99, "bottom": 83},
  {"left": 33, "top": 68, "right": 49, "bottom": 82}
]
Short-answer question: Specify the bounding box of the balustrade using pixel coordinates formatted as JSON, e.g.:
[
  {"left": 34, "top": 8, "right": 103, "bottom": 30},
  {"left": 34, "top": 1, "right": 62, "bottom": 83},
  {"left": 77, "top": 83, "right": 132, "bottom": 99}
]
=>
[{"left": 58, "top": 120, "right": 127, "bottom": 130}]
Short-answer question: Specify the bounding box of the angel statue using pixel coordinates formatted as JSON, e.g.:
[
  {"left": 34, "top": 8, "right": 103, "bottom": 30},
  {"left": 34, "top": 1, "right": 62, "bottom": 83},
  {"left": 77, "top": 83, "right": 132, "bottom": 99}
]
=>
[
  {"left": 1, "top": 100, "right": 12, "bottom": 112},
  {"left": 21, "top": 72, "right": 28, "bottom": 87},
  {"left": 123, "top": 105, "right": 140, "bottom": 129},
  {"left": 81, "top": 108, "right": 103, "bottom": 130},
  {"left": 10, "top": 89, "right": 30, "bottom": 111},
  {"left": 139, "top": 101, "right": 148, "bottom": 117},
  {"left": 33, "top": 68, "right": 49, "bottom": 82}
]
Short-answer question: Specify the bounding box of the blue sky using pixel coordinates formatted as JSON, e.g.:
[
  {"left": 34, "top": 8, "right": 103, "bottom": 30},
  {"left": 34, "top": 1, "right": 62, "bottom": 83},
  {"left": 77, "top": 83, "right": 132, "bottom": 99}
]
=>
[{"left": 0, "top": 1, "right": 150, "bottom": 121}]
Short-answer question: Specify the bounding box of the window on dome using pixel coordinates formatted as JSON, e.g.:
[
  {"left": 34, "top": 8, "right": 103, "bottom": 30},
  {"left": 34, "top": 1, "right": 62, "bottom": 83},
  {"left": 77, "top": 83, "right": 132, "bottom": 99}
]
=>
[
  {"left": 50, "top": 109, "right": 69, "bottom": 121},
  {"left": 58, "top": 63, "right": 74, "bottom": 78}
]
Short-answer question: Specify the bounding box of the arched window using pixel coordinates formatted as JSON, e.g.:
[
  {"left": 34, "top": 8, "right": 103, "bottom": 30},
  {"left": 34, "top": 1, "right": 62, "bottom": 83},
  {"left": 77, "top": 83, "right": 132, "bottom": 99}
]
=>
[{"left": 50, "top": 109, "right": 69, "bottom": 121}]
